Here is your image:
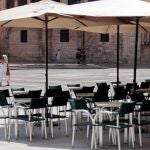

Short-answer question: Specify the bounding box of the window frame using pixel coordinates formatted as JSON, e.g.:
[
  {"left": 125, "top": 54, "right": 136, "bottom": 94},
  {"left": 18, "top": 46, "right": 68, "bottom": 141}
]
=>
[
  {"left": 20, "top": 30, "right": 28, "bottom": 43},
  {"left": 100, "top": 33, "right": 109, "bottom": 42},
  {"left": 60, "top": 30, "right": 69, "bottom": 42},
  {"left": 6, "top": 0, "right": 14, "bottom": 9}
]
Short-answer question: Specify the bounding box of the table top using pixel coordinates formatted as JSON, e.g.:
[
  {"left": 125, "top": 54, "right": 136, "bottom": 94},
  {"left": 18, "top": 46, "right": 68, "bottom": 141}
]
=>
[
  {"left": 95, "top": 101, "right": 121, "bottom": 109},
  {"left": 135, "top": 88, "right": 150, "bottom": 93},
  {"left": 75, "top": 92, "right": 94, "bottom": 98},
  {"left": 68, "top": 87, "right": 83, "bottom": 91}
]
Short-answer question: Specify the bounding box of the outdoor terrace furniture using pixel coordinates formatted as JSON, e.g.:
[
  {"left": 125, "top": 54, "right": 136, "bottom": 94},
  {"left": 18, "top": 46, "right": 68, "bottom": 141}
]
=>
[
  {"left": 0, "top": 95, "right": 13, "bottom": 140},
  {"left": 94, "top": 102, "right": 135, "bottom": 150},
  {"left": 0, "top": 89, "right": 13, "bottom": 104},
  {"left": 113, "top": 86, "right": 127, "bottom": 101},
  {"left": 45, "top": 85, "right": 62, "bottom": 97},
  {"left": 67, "top": 84, "right": 80, "bottom": 87},
  {"left": 69, "top": 98, "right": 96, "bottom": 149},
  {"left": 92, "top": 83, "right": 110, "bottom": 102},
  {"left": 133, "top": 100, "right": 150, "bottom": 147},
  {"left": 49, "top": 85, "right": 62, "bottom": 92},
  {"left": 28, "top": 89, "right": 42, "bottom": 98},
  {"left": 74, "top": 86, "right": 95, "bottom": 98},
  {"left": 46, "top": 94, "right": 69, "bottom": 138},
  {"left": 139, "top": 82, "right": 150, "bottom": 89},
  {"left": 10, "top": 97, "right": 48, "bottom": 141}
]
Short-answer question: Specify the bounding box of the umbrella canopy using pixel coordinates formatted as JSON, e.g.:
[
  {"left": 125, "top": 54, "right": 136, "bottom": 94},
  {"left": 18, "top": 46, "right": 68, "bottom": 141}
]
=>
[
  {"left": 70, "top": 24, "right": 150, "bottom": 33},
  {"left": 60, "top": 0, "right": 150, "bottom": 18},
  {"left": 0, "top": 0, "right": 124, "bottom": 28}
]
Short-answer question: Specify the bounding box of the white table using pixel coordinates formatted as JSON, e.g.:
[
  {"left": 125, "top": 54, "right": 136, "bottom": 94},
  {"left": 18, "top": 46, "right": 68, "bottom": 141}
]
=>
[
  {"left": 94, "top": 101, "right": 122, "bottom": 147},
  {"left": 75, "top": 92, "right": 95, "bottom": 98}
]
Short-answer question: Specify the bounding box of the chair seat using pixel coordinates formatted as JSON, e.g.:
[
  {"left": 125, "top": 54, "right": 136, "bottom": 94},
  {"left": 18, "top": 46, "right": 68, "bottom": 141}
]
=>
[
  {"left": 45, "top": 113, "right": 66, "bottom": 119},
  {"left": 11, "top": 115, "right": 45, "bottom": 122},
  {"left": 0, "top": 116, "right": 9, "bottom": 119},
  {"left": 96, "top": 122, "right": 132, "bottom": 129}
]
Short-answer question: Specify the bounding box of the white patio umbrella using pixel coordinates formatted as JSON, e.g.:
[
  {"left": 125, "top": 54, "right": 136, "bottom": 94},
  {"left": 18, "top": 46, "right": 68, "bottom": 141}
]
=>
[
  {"left": 0, "top": 0, "right": 122, "bottom": 90},
  {"left": 61, "top": 0, "right": 150, "bottom": 91}
]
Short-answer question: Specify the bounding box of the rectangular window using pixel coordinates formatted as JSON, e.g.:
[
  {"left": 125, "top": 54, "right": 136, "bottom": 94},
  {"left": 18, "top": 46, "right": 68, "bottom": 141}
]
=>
[
  {"left": 6, "top": 0, "right": 14, "bottom": 9},
  {"left": 20, "top": 30, "right": 28, "bottom": 43},
  {"left": 18, "top": 0, "right": 27, "bottom": 6},
  {"left": 68, "top": 0, "right": 80, "bottom": 5},
  {"left": 60, "top": 30, "right": 69, "bottom": 42},
  {"left": 31, "top": 0, "right": 40, "bottom": 3},
  {"left": 100, "top": 34, "right": 109, "bottom": 42}
]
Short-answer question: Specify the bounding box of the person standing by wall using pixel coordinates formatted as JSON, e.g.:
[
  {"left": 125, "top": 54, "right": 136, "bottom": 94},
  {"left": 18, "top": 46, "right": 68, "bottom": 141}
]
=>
[
  {"left": 2, "top": 54, "right": 10, "bottom": 86},
  {"left": 56, "top": 49, "right": 61, "bottom": 64},
  {"left": 76, "top": 48, "right": 81, "bottom": 64}
]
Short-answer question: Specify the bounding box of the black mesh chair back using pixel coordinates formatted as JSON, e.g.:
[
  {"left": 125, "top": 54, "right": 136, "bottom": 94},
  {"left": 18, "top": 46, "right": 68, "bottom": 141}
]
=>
[
  {"left": 0, "top": 89, "right": 10, "bottom": 97},
  {"left": 69, "top": 98, "right": 88, "bottom": 110},
  {"left": 49, "top": 85, "right": 62, "bottom": 91},
  {"left": 51, "top": 95, "right": 68, "bottom": 107},
  {"left": 30, "top": 97, "right": 48, "bottom": 109},
  {"left": 11, "top": 88, "right": 25, "bottom": 93},
  {"left": 28, "top": 90, "right": 42, "bottom": 98},
  {"left": 58, "top": 91, "right": 71, "bottom": 99},
  {"left": 118, "top": 102, "right": 135, "bottom": 116},
  {"left": 113, "top": 86, "right": 126, "bottom": 100},
  {"left": 130, "top": 93, "right": 145, "bottom": 102},
  {"left": 44, "top": 88, "right": 62, "bottom": 97},
  {"left": 125, "top": 83, "right": 134, "bottom": 94},
  {"left": 82, "top": 86, "right": 94, "bottom": 93},
  {"left": 0, "top": 95, "right": 9, "bottom": 106},
  {"left": 140, "top": 82, "right": 150, "bottom": 89},
  {"left": 67, "top": 84, "right": 80, "bottom": 87},
  {"left": 139, "top": 100, "right": 150, "bottom": 112},
  {"left": 96, "top": 84, "right": 110, "bottom": 96},
  {"left": 46, "top": 85, "right": 62, "bottom": 97}
]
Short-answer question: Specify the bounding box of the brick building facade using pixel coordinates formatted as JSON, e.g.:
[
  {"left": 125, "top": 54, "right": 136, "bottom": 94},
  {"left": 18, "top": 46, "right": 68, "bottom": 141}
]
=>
[{"left": 0, "top": 0, "right": 150, "bottom": 65}]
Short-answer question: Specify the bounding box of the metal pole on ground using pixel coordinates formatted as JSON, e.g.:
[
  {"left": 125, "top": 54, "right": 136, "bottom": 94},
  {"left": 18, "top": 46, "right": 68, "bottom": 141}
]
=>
[
  {"left": 45, "top": 14, "right": 48, "bottom": 90},
  {"left": 117, "top": 25, "right": 120, "bottom": 88},
  {"left": 133, "top": 17, "right": 139, "bottom": 94}
]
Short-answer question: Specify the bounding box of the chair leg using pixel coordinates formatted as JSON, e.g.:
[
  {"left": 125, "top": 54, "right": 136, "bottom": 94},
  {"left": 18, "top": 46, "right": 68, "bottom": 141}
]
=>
[
  {"left": 29, "top": 122, "right": 32, "bottom": 142},
  {"left": 138, "top": 126, "right": 142, "bottom": 147},
  {"left": 65, "top": 118, "right": 68, "bottom": 136},
  {"left": 8, "top": 118, "right": 11, "bottom": 141},
  {"left": 117, "top": 129, "right": 121, "bottom": 150},
  {"left": 51, "top": 119, "right": 54, "bottom": 138},
  {"left": 131, "top": 127, "right": 135, "bottom": 148},
  {"left": 91, "top": 126, "right": 94, "bottom": 149},
  {"left": 15, "top": 119, "right": 19, "bottom": 139},
  {"left": 4, "top": 119, "right": 8, "bottom": 140},
  {"left": 72, "top": 125, "right": 75, "bottom": 147},
  {"left": 41, "top": 121, "right": 44, "bottom": 138},
  {"left": 44, "top": 120, "right": 47, "bottom": 139},
  {"left": 25, "top": 122, "right": 29, "bottom": 138}
]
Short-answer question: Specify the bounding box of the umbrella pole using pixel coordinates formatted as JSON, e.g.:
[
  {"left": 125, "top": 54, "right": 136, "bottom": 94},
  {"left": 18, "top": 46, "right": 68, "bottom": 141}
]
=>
[
  {"left": 133, "top": 17, "right": 139, "bottom": 94},
  {"left": 45, "top": 14, "right": 48, "bottom": 90},
  {"left": 117, "top": 25, "right": 120, "bottom": 88}
]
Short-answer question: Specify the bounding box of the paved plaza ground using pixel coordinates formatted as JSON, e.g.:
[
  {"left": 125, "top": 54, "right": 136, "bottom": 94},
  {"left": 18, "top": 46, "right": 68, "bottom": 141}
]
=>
[{"left": 0, "top": 63, "right": 150, "bottom": 150}]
